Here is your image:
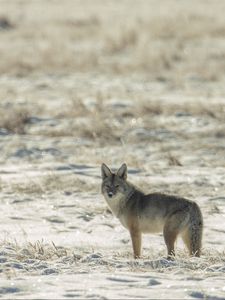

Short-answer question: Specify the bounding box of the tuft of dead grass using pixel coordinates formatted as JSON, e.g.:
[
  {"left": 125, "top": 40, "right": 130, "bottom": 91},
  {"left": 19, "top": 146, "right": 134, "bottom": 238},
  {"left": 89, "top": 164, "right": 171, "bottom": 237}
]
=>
[
  {"left": 0, "top": 107, "right": 30, "bottom": 134},
  {"left": 105, "top": 27, "right": 138, "bottom": 54},
  {"left": 167, "top": 153, "right": 183, "bottom": 167},
  {"left": 0, "top": 239, "right": 67, "bottom": 261}
]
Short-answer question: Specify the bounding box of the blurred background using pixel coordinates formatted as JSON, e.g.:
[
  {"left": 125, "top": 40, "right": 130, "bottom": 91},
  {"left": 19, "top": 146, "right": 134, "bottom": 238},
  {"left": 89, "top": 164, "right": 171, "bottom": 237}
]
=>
[
  {"left": 0, "top": 0, "right": 225, "bottom": 169},
  {"left": 1, "top": 0, "right": 225, "bottom": 80}
]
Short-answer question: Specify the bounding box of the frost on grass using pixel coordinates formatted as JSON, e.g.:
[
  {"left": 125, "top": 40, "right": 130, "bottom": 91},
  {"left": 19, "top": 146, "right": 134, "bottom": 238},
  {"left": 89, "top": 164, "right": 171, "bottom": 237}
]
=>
[{"left": 1, "top": 240, "right": 225, "bottom": 277}]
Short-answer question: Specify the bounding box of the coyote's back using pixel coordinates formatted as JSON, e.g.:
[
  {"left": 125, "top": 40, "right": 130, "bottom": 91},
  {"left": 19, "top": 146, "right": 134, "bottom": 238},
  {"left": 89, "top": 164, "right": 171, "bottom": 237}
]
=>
[{"left": 101, "top": 163, "right": 203, "bottom": 259}]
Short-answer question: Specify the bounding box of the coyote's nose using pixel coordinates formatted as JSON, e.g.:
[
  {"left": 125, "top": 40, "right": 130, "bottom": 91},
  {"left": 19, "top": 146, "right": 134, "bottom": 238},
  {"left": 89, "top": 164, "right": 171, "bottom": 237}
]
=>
[{"left": 108, "top": 192, "right": 113, "bottom": 198}]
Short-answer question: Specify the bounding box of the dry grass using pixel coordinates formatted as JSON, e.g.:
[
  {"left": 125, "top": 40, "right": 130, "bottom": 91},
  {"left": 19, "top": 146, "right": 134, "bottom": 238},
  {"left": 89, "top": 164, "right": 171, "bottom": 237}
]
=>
[
  {"left": 0, "top": 107, "right": 30, "bottom": 134},
  {"left": 1, "top": 238, "right": 225, "bottom": 274},
  {"left": 66, "top": 99, "right": 121, "bottom": 142},
  {"left": 64, "top": 96, "right": 225, "bottom": 121},
  {"left": 167, "top": 153, "right": 183, "bottom": 167},
  {"left": 0, "top": 239, "right": 67, "bottom": 261},
  {"left": 2, "top": 172, "right": 98, "bottom": 195},
  {"left": 42, "top": 173, "right": 98, "bottom": 193},
  {"left": 134, "top": 100, "right": 225, "bottom": 120},
  {"left": 1, "top": 94, "right": 224, "bottom": 158},
  {"left": 0, "top": 0, "right": 225, "bottom": 82},
  {"left": 31, "top": 97, "right": 225, "bottom": 144},
  {"left": 0, "top": 0, "right": 225, "bottom": 148}
]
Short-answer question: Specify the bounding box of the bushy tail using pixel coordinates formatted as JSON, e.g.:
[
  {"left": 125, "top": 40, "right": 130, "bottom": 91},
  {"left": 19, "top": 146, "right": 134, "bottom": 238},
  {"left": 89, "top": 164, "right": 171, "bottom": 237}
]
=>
[{"left": 188, "top": 202, "right": 203, "bottom": 256}]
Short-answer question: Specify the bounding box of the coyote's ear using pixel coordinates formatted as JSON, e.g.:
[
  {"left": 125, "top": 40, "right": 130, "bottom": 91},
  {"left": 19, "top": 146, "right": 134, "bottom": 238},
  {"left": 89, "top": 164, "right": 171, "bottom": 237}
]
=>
[
  {"left": 117, "top": 163, "right": 127, "bottom": 180},
  {"left": 101, "top": 163, "right": 112, "bottom": 179}
]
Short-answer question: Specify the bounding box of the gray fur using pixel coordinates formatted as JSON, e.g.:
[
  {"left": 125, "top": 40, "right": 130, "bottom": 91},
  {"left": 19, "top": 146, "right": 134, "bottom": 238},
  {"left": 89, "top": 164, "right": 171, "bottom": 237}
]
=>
[{"left": 101, "top": 163, "right": 203, "bottom": 259}]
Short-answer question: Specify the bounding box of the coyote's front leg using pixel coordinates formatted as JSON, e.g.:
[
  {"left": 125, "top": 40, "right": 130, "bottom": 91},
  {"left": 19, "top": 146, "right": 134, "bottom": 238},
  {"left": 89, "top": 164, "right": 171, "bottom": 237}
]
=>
[{"left": 129, "top": 226, "right": 141, "bottom": 259}]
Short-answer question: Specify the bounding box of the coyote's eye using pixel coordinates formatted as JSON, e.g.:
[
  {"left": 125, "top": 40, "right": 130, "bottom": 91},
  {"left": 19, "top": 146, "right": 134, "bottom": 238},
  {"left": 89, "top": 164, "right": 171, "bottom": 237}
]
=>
[{"left": 115, "top": 185, "right": 119, "bottom": 188}]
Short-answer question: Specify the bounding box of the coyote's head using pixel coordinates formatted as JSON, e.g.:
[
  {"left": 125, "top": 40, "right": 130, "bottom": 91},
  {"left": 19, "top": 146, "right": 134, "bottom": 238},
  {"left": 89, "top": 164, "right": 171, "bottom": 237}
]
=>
[{"left": 101, "top": 163, "right": 128, "bottom": 198}]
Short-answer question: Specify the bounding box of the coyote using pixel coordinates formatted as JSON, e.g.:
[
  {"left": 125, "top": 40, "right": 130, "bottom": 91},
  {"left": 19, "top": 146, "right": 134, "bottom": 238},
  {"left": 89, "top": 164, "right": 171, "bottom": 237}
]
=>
[{"left": 101, "top": 163, "right": 203, "bottom": 259}]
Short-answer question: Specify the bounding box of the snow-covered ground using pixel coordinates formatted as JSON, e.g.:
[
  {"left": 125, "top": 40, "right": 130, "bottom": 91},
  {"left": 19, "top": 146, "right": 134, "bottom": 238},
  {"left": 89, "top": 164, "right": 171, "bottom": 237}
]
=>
[{"left": 1, "top": 1, "right": 225, "bottom": 298}]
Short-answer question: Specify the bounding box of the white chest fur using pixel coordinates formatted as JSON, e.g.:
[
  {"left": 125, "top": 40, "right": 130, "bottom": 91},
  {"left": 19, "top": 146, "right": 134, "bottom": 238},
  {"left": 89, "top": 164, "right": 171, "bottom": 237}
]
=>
[{"left": 104, "top": 192, "right": 125, "bottom": 218}]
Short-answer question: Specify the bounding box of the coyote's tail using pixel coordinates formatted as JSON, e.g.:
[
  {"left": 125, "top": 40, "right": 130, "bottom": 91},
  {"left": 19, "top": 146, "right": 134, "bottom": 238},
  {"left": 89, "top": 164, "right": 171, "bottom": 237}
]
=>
[{"left": 188, "top": 202, "right": 203, "bottom": 256}]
